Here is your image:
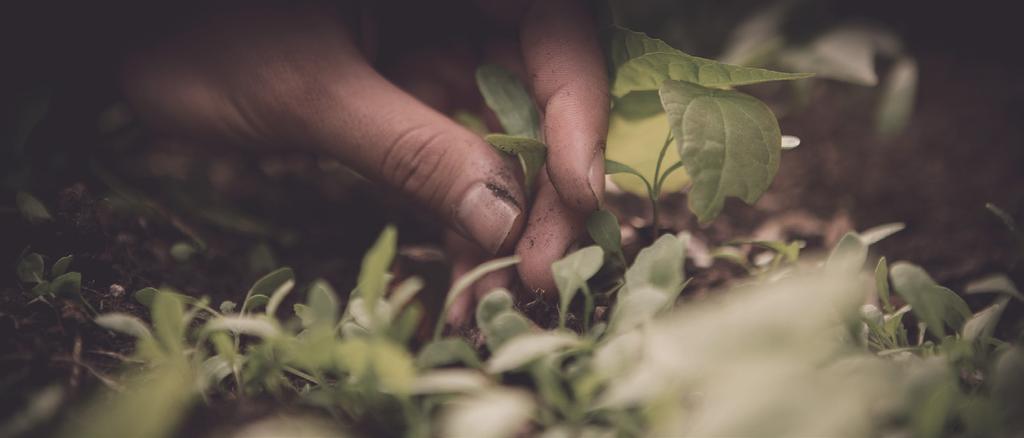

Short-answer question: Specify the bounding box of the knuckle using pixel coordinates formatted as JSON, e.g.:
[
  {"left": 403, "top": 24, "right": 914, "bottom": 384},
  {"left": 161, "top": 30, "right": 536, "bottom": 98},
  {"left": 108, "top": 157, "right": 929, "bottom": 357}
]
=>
[{"left": 380, "top": 125, "right": 461, "bottom": 207}]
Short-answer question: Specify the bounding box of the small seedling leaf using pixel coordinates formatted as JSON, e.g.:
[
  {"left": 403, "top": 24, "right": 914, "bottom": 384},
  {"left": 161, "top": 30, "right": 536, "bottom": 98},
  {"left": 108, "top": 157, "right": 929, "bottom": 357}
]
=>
[
  {"left": 964, "top": 274, "right": 1024, "bottom": 302},
  {"left": 243, "top": 267, "right": 294, "bottom": 314},
  {"left": 827, "top": 232, "right": 868, "bottom": 271},
  {"left": 306, "top": 279, "right": 339, "bottom": 329},
  {"left": 476, "top": 64, "right": 541, "bottom": 140},
  {"left": 623, "top": 234, "right": 685, "bottom": 296},
  {"left": 552, "top": 246, "right": 604, "bottom": 327},
  {"left": 486, "top": 331, "right": 580, "bottom": 374},
  {"left": 16, "top": 192, "right": 53, "bottom": 223},
  {"left": 203, "top": 315, "right": 281, "bottom": 339},
  {"left": 95, "top": 313, "right": 153, "bottom": 340},
  {"left": 483, "top": 311, "right": 533, "bottom": 352},
  {"left": 417, "top": 338, "right": 482, "bottom": 369},
  {"left": 875, "top": 257, "right": 892, "bottom": 311},
  {"left": 962, "top": 297, "right": 1009, "bottom": 341},
  {"left": 436, "top": 256, "right": 520, "bottom": 339},
  {"left": 610, "top": 286, "right": 671, "bottom": 334},
  {"left": 357, "top": 226, "right": 397, "bottom": 317},
  {"left": 476, "top": 288, "right": 515, "bottom": 328},
  {"left": 440, "top": 389, "right": 535, "bottom": 438},
  {"left": 412, "top": 369, "right": 490, "bottom": 395},
  {"left": 587, "top": 210, "right": 623, "bottom": 257},
  {"left": 875, "top": 57, "right": 918, "bottom": 137},
  {"left": 660, "top": 80, "right": 781, "bottom": 223},
  {"left": 17, "top": 253, "right": 45, "bottom": 284},
  {"left": 388, "top": 276, "right": 425, "bottom": 311},
  {"left": 859, "top": 222, "right": 906, "bottom": 245},
  {"left": 169, "top": 241, "right": 197, "bottom": 263},
  {"left": 50, "top": 272, "right": 81, "bottom": 298},
  {"left": 152, "top": 292, "right": 186, "bottom": 354},
  {"left": 264, "top": 277, "right": 296, "bottom": 317},
  {"left": 890, "top": 262, "right": 971, "bottom": 338},
  {"left": 47, "top": 257, "right": 73, "bottom": 281}
]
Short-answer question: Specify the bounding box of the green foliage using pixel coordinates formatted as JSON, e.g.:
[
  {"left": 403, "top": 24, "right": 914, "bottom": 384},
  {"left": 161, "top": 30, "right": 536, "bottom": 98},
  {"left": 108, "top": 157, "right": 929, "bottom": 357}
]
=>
[
  {"left": 475, "top": 64, "right": 541, "bottom": 140},
  {"left": 660, "top": 80, "right": 782, "bottom": 223},
  {"left": 15, "top": 251, "right": 94, "bottom": 315},
  {"left": 484, "top": 134, "right": 547, "bottom": 194},
  {"left": 551, "top": 245, "right": 604, "bottom": 329},
  {"left": 16, "top": 192, "right": 52, "bottom": 223},
  {"left": 890, "top": 263, "right": 972, "bottom": 338}
]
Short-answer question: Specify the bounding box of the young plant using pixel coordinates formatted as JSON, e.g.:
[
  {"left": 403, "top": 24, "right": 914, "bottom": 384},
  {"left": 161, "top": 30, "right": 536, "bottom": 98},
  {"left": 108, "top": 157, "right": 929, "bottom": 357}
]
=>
[{"left": 16, "top": 252, "right": 95, "bottom": 315}]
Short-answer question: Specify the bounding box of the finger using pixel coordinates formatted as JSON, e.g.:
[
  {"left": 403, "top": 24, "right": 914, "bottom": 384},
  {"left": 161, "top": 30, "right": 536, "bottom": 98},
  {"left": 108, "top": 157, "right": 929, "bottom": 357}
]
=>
[
  {"left": 516, "top": 170, "right": 588, "bottom": 295},
  {"left": 520, "top": 0, "right": 609, "bottom": 212},
  {"left": 121, "top": 7, "right": 526, "bottom": 255}
]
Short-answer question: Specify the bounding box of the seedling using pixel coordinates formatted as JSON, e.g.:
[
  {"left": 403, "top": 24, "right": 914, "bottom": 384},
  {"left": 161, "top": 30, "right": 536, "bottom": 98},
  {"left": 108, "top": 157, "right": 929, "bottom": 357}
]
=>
[{"left": 16, "top": 252, "right": 95, "bottom": 315}]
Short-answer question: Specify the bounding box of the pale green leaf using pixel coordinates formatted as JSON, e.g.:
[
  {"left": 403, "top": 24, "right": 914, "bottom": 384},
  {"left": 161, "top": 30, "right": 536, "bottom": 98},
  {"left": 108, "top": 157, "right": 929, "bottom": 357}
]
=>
[
  {"left": 476, "top": 288, "right": 515, "bottom": 328},
  {"left": 964, "top": 274, "right": 1023, "bottom": 302},
  {"left": 890, "top": 262, "right": 971, "bottom": 338},
  {"left": 659, "top": 80, "right": 781, "bottom": 222},
  {"left": 875, "top": 257, "right": 892, "bottom": 311},
  {"left": 610, "top": 286, "right": 671, "bottom": 334},
  {"left": 441, "top": 389, "right": 535, "bottom": 438},
  {"left": 416, "top": 338, "right": 482, "bottom": 369},
  {"left": 95, "top": 313, "right": 154, "bottom": 340},
  {"left": 169, "top": 241, "right": 196, "bottom": 263},
  {"left": 411, "top": 369, "right": 490, "bottom": 395},
  {"left": 623, "top": 233, "right": 686, "bottom": 296},
  {"left": 50, "top": 272, "right": 81, "bottom": 298},
  {"left": 388, "top": 276, "right": 424, "bottom": 311},
  {"left": 486, "top": 331, "right": 580, "bottom": 374},
  {"left": 483, "top": 311, "right": 532, "bottom": 352},
  {"left": 202, "top": 315, "right": 281, "bottom": 339},
  {"left": 17, "top": 253, "right": 45, "bottom": 284},
  {"left": 306, "top": 279, "right": 339, "bottom": 329},
  {"left": 436, "top": 256, "right": 520, "bottom": 339},
  {"left": 357, "top": 226, "right": 397, "bottom": 317},
  {"left": 370, "top": 340, "right": 417, "bottom": 395},
  {"left": 859, "top": 222, "right": 905, "bottom": 245},
  {"left": 962, "top": 297, "right": 1009, "bottom": 341},
  {"left": 243, "top": 267, "right": 294, "bottom": 314},
  {"left": 264, "top": 277, "right": 296, "bottom": 317},
  {"left": 476, "top": 64, "right": 541, "bottom": 140},
  {"left": 875, "top": 57, "right": 918, "bottom": 137},
  {"left": 50, "top": 255, "right": 73, "bottom": 278},
  {"left": 826, "top": 232, "right": 867, "bottom": 271},
  {"left": 485, "top": 134, "right": 547, "bottom": 193},
  {"left": 152, "top": 292, "right": 186, "bottom": 354},
  {"left": 16, "top": 192, "right": 52, "bottom": 223},
  {"left": 605, "top": 113, "right": 687, "bottom": 197},
  {"left": 552, "top": 246, "right": 604, "bottom": 327}
]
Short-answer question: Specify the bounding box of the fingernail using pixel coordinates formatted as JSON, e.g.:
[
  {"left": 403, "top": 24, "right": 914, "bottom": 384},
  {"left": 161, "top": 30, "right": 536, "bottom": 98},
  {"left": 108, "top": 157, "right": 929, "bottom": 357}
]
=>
[
  {"left": 587, "top": 149, "right": 605, "bottom": 209},
  {"left": 456, "top": 182, "right": 521, "bottom": 254}
]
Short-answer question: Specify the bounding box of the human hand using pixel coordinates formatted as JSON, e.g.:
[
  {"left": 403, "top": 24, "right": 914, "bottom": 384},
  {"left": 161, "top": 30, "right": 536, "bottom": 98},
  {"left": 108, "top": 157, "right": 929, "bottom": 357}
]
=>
[{"left": 120, "top": 0, "right": 609, "bottom": 322}]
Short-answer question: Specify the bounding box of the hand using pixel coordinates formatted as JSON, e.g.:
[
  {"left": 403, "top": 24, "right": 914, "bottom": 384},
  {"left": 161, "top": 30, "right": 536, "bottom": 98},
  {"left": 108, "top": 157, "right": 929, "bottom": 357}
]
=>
[{"left": 120, "top": 0, "right": 609, "bottom": 320}]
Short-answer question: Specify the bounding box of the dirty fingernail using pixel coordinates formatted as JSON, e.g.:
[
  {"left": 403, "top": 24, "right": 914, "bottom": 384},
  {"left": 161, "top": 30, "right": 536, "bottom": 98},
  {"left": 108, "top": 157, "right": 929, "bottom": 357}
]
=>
[
  {"left": 587, "top": 150, "right": 605, "bottom": 208},
  {"left": 456, "top": 182, "right": 521, "bottom": 254}
]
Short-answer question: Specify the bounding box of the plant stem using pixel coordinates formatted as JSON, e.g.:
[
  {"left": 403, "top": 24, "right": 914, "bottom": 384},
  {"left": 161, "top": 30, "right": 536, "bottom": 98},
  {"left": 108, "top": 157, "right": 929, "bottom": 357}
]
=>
[{"left": 650, "top": 131, "right": 674, "bottom": 241}]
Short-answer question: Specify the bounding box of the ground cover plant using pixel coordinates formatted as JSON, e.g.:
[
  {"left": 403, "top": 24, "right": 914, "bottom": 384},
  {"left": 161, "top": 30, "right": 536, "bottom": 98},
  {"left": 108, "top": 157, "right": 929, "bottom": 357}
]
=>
[{"left": 3, "top": 2, "right": 1024, "bottom": 437}]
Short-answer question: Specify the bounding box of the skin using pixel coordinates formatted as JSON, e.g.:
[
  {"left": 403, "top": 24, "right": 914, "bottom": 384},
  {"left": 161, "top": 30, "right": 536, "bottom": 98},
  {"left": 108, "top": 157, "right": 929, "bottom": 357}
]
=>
[{"left": 119, "top": 0, "right": 609, "bottom": 323}]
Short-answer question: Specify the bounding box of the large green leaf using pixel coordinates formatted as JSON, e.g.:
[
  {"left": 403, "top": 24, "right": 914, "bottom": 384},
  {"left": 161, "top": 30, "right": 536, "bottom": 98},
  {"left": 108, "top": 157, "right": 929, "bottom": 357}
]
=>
[
  {"left": 476, "top": 64, "right": 541, "bottom": 140},
  {"left": 485, "top": 134, "right": 547, "bottom": 194},
  {"left": 659, "top": 80, "right": 781, "bottom": 223},
  {"left": 890, "top": 262, "right": 971, "bottom": 338},
  {"left": 608, "top": 27, "right": 808, "bottom": 97},
  {"left": 551, "top": 245, "right": 604, "bottom": 328}
]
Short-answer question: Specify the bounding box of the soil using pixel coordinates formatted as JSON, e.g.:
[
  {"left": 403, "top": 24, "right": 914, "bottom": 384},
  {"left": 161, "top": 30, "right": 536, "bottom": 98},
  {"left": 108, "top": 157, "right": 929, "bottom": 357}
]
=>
[{"left": 3, "top": 8, "right": 1024, "bottom": 436}]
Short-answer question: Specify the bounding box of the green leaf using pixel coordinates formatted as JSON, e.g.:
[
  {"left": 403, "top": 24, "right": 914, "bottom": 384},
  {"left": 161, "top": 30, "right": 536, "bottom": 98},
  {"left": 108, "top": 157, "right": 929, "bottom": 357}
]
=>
[
  {"left": 412, "top": 369, "right": 490, "bottom": 395},
  {"left": 826, "top": 232, "right": 868, "bottom": 271},
  {"left": 659, "top": 80, "right": 781, "bottom": 223},
  {"left": 476, "top": 64, "right": 541, "bottom": 140},
  {"left": 388, "top": 276, "right": 424, "bottom": 310},
  {"left": 31, "top": 281, "right": 51, "bottom": 297},
  {"left": 416, "top": 338, "right": 482, "bottom": 369},
  {"left": 17, "top": 253, "right": 45, "bottom": 284},
  {"left": 151, "top": 292, "right": 186, "bottom": 354},
  {"left": 485, "top": 134, "right": 548, "bottom": 194},
  {"left": 859, "top": 222, "right": 906, "bottom": 245},
  {"left": 483, "top": 311, "right": 533, "bottom": 352},
  {"left": 962, "top": 297, "right": 1009, "bottom": 341},
  {"left": 623, "top": 234, "right": 686, "bottom": 296},
  {"left": 50, "top": 255, "right": 73, "bottom": 278},
  {"left": 875, "top": 257, "right": 892, "bottom": 312},
  {"left": 440, "top": 389, "right": 535, "bottom": 438},
  {"left": 964, "top": 274, "right": 1024, "bottom": 302},
  {"left": 134, "top": 287, "right": 159, "bottom": 307},
  {"left": 436, "top": 256, "right": 520, "bottom": 339},
  {"left": 169, "top": 241, "right": 197, "bottom": 263},
  {"left": 587, "top": 210, "right": 623, "bottom": 257},
  {"left": 16, "top": 192, "right": 53, "bottom": 223},
  {"left": 370, "top": 340, "right": 417, "bottom": 394},
  {"left": 305, "top": 279, "right": 339, "bottom": 329},
  {"left": 357, "top": 226, "right": 397, "bottom": 317},
  {"left": 264, "top": 275, "right": 296, "bottom": 317},
  {"left": 243, "top": 267, "right": 294, "bottom": 314},
  {"left": 202, "top": 315, "right": 281, "bottom": 339},
  {"left": 95, "top": 313, "right": 154, "bottom": 340},
  {"left": 890, "top": 262, "right": 972, "bottom": 338},
  {"left": 608, "top": 26, "right": 678, "bottom": 70},
  {"left": 875, "top": 57, "right": 918, "bottom": 137},
  {"left": 476, "top": 289, "right": 515, "bottom": 328},
  {"left": 242, "top": 294, "right": 269, "bottom": 313},
  {"left": 50, "top": 272, "right": 81, "bottom": 298},
  {"left": 610, "top": 286, "right": 671, "bottom": 334},
  {"left": 486, "top": 331, "right": 580, "bottom": 374},
  {"left": 453, "top": 110, "right": 489, "bottom": 136},
  {"left": 552, "top": 246, "right": 604, "bottom": 328}
]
